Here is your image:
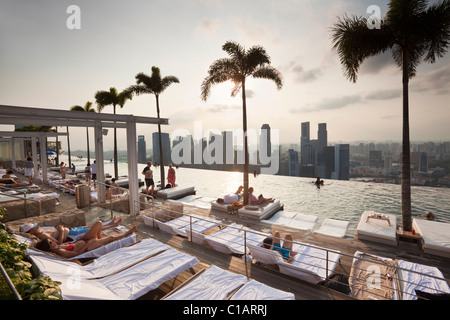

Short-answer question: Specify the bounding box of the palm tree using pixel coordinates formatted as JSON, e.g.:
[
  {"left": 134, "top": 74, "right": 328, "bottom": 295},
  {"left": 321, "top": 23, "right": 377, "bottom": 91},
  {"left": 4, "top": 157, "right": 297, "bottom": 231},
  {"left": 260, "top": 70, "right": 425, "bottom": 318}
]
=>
[
  {"left": 126, "top": 66, "right": 179, "bottom": 189},
  {"left": 201, "top": 40, "right": 283, "bottom": 205},
  {"left": 95, "top": 87, "right": 133, "bottom": 179},
  {"left": 331, "top": 0, "right": 450, "bottom": 231},
  {"left": 70, "top": 102, "right": 96, "bottom": 165}
]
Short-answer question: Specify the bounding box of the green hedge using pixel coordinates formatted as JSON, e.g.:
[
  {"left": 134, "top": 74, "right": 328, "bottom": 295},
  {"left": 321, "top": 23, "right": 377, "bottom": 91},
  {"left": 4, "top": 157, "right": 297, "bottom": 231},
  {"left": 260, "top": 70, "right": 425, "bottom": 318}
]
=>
[{"left": 0, "top": 208, "right": 62, "bottom": 300}]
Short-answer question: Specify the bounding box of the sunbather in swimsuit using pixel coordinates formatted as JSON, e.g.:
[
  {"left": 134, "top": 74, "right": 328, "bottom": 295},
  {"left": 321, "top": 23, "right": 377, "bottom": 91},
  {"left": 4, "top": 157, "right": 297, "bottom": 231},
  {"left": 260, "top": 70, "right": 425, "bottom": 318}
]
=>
[{"left": 272, "top": 242, "right": 291, "bottom": 260}]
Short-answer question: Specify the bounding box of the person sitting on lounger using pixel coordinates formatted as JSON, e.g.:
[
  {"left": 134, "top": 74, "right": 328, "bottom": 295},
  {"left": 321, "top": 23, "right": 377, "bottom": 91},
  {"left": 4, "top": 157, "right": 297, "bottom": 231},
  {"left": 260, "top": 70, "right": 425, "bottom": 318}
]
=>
[
  {"left": 248, "top": 187, "right": 274, "bottom": 205},
  {"left": 263, "top": 231, "right": 295, "bottom": 262},
  {"left": 220, "top": 186, "right": 244, "bottom": 204},
  {"left": 21, "top": 217, "right": 123, "bottom": 244},
  {"left": 35, "top": 221, "right": 136, "bottom": 258}
]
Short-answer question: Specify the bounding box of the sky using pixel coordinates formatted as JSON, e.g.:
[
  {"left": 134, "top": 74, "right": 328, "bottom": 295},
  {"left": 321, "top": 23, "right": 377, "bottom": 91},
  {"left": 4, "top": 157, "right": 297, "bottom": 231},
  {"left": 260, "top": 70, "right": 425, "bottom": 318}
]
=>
[{"left": 1, "top": 0, "right": 449, "bottom": 152}]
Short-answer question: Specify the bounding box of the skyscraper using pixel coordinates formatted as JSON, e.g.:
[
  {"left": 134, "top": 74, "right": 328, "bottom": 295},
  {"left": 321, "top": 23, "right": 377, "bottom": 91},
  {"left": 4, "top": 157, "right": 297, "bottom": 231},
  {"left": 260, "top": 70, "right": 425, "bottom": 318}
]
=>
[
  {"left": 152, "top": 132, "right": 171, "bottom": 165},
  {"left": 288, "top": 149, "right": 299, "bottom": 176},
  {"left": 332, "top": 144, "right": 349, "bottom": 180},
  {"left": 317, "top": 123, "right": 327, "bottom": 163},
  {"left": 260, "top": 124, "right": 271, "bottom": 162},
  {"left": 137, "top": 135, "right": 146, "bottom": 164},
  {"left": 300, "top": 121, "right": 315, "bottom": 177}
]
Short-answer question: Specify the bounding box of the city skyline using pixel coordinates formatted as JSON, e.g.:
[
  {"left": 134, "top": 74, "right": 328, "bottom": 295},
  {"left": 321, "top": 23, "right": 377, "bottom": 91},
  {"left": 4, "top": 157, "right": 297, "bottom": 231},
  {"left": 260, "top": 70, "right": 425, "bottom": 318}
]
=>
[{"left": 1, "top": 0, "right": 449, "bottom": 152}]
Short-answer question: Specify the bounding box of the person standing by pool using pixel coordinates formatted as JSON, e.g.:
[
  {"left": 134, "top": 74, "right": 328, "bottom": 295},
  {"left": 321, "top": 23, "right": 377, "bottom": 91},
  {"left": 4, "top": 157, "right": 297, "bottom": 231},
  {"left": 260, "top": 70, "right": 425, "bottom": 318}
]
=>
[
  {"left": 142, "top": 161, "right": 154, "bottom": 196},
  {"left": 24, "top": 157, "right": 34, "bottom": 183},
  {"left": 167, "top": 164, "right": 176, "bottom": 187}
]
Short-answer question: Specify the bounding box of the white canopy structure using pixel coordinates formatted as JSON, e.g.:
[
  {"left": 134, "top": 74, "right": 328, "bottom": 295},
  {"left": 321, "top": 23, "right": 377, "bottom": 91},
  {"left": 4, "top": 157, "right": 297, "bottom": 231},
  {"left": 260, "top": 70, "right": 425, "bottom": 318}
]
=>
[{"left": 0, "top": 104, "right": 169, "bottom": 215}]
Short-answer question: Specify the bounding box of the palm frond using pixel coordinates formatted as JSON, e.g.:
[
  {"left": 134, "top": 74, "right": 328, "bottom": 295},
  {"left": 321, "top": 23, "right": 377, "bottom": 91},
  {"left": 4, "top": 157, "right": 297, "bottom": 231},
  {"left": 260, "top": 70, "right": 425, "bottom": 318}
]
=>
[
  {"left": 222, "top": 41, "right": 245, "bottom": 61},
  {"left": 201, "top": 58, "right": 238, "bottom": 100},
  {"left": 244, "top": 45, "right": 271, "bottom": 74},
  {"left": 161, "top": 75, "right": 180, "bottom": 93},
  {"left": 331, "top": 14, "right": 393, "bottom": 82},
  {"left": 252, "top": 65, "right": 283, "bottom": 90}
]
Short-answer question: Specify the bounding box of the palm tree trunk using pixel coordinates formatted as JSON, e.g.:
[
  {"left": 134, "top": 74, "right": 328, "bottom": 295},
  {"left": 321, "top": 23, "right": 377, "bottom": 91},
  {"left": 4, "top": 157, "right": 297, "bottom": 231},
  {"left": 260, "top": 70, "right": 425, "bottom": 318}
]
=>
[
  {"left": 242, "top": 80, "right": 249, "bottom": 205},
  {"left": 401, "top": 49, "right": 412, "bottom": 231},
  {"left": 156, "top": 95, "right": 165, "bottom": 189},
  {"left": 113, "top": 105, "right": 119, "bottom": 179}
]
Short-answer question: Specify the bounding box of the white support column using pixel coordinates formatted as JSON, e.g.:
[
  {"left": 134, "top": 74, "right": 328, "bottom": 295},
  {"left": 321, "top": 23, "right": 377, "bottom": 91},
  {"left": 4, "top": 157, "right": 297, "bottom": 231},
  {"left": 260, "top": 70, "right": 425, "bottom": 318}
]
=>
[
  {"left": 126, "top": 117, "right": 139, "bottom": 216},
  {"left": 94, "top": 121, "right": 105, "bottom": 203},
  {"left": 31, "top": 137, "right": 38, "bottom": 179},
  {"left": 11, "top": 139, "right": 16, "bottom": 169},
  {"left": 39, "top": 134, "right": 48, "bottom": 183}
]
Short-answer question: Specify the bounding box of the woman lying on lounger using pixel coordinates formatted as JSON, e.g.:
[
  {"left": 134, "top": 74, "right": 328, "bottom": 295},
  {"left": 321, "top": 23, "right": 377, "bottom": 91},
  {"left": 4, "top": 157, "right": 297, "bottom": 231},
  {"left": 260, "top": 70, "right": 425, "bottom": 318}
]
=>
[
  {"left": 248, "top": 187, "right": 275, "bottom": 205},
  {"left": 22, "top": 217, "right": 123, "bottom": 244},
  {"left": 263, "top": 231, "right": 296, "bottom": 262},
  {"left": 35, "top": 221, "right": 136, "bottom": 258}
]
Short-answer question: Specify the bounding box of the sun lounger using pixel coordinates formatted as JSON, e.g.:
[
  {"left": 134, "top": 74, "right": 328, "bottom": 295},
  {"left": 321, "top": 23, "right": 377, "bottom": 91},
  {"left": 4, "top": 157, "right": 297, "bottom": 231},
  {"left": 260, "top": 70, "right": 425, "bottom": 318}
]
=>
[
  {"left": 412, "top": 218, "right": 450, "bottom": 258},
  {"left": 230, "top": 279, "right": 295, "bottom": 300},
  {"left": 277, "top": 243, "right": 341, "bottom": 284},
  {"left": 156, "top": 186, "right": 196, "bottom": 200},
  {"left": 31, "top": 241, "right": 198, "bottom": 300},
  {"left": 204, "top": 224, "right": 269, "bottom": 255},
  {"left": 313, "top": 219, "right": 349, "bottom": 238},
  {"left": 30, "top": 238, "right": 170, "bottom": 279},
  {"left": 349, "top": 251, "right": 399, "bottom": 300},
  {"left": 26, "top": 226, "right": 137, "bottom": 260},
  {"left": 289, "top": 212, "right": 319, "bottom": 231},
  {"left": 397, "top": 259, "right": 450, "bottom": 300},
  {"left": 155, "top": 214, "right": 221, "bottom": 238},
  {"left": 210, "top": 200, "right": 234, "bottom": 213},
  {"left": 163, "top": 265, "right": 248, "bottom": 300},
  {"left": 356, "top": 211, "right": 397, "bottom": 246},
  {"left": 238, "top": 200, "right": 282, "bottom": 221}
]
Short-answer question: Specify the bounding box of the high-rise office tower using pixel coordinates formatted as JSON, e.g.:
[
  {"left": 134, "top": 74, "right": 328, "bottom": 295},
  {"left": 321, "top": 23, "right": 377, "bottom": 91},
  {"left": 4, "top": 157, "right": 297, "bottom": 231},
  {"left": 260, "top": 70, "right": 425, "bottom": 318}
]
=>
[
  {"left": 137, "top": 135, "right": 146, "bottom": 164},
  {"left": 300, "top": 122, "right": 315, "bottom": 177},
  {"left": 288, "top": 149, "right": 299, "bottom": 176},
  {"left": 152, "top": 132, "right": 171, "bottom": 165},
  {"left": 260, "top": 124, "right": 271, "bottom": 162},
  {"left": 317, "top": 123, "right": 327, "bottom": 163},
  {"left": 332, "top": 144, "right": 349, "bottom": 180}
]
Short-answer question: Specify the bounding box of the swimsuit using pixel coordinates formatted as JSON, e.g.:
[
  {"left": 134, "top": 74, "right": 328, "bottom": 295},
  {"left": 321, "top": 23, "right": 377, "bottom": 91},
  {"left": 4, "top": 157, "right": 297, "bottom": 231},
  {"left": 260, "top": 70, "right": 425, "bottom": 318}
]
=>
[{"left": 272, "top": 242, "right": 291, "bottom": 260}]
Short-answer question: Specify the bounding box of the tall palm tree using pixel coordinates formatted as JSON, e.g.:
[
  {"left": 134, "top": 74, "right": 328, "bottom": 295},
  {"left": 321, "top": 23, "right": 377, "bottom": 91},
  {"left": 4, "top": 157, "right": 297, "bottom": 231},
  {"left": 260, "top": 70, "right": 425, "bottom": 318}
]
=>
[
  {"left": 331, "top": 0, "right": 450, "bottom": 231},
  {"left": 201, "top": 40, "right": 283, "bottom": 205},
  {"left": 126, "top": 66, "right": 179, "bottom": 189},
  {"left": 95, "top": 87, "right": 133, "bottom": 179},
  {"left": 70, "top": 102, "right": 96, "bottom": 165}
]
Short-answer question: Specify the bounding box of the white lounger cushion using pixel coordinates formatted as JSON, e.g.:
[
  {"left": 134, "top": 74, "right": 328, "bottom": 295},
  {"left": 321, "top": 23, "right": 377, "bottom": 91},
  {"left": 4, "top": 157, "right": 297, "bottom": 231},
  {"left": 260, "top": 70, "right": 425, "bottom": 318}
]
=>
[
  {"left": 397, "top": 259, "right": 450, "bottom": 300},
  {"left": 164, "top": 265, "right": 247, "bottom": 300},
  {"left": 230, "top": 279, "right": 295, "bottom": 300},
  {"left": 98, "top": 248, "right": 198, "bottom": 300},
  {"left": 314, "top": 219, "right": 349, "bottom": 238},
  {"left": 238, "top": 200, "right": 281, "bottom": 220},
  {"left": 204, "top": 225, "right": 269, "bottom": 255},
  {"left": 412, "top": 218, "right": 450, "bottom": 258},
  {"left": 157, "top": 186, "right": 195, "bottom": 199},
  {"left": 289, "top": 213, "right": 319, "bottom": 231},
  {"left": 30, "top": 238, "right": 170, "bottom": 280},
  {"left": 356, "top": 211, "right": 397, "bottom": 245},
  {"left": 278, "top": 243, "right": 341, "bottom": 284},
  {"left": 156, "top": 214, "right": 221, "bottom": 237}
]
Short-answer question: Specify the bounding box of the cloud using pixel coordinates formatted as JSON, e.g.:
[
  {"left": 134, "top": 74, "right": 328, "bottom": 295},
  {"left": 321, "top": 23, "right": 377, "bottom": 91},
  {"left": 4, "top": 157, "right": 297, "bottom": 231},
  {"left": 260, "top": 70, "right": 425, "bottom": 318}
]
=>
[
  {"left": 234, "top": 18, "right": 280, "bottom": 44},
  {"left": 283, "top": 61, "right": 323, "bottom": 83},
  {"left": 365, "top": 89, "right": 402, "bottom": 101},
  {"left": 411, "top": 65, "right": 450, "bottom": 95},
  {"left": 195, "top": 18, "right": 222, "bottom": 38},
  {"left": 288, "top": 94, "right": 362, "bottom": 113},
  {"left": 359, "top": 50, "right": 396, "bottom": 75}
]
